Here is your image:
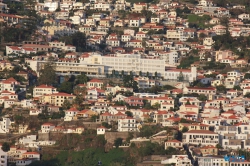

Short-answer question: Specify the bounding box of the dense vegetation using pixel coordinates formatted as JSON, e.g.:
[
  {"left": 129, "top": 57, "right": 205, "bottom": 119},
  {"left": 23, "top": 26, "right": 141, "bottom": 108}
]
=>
[{"left": 29, "top": 148, "right": 135, "bottom": 166}]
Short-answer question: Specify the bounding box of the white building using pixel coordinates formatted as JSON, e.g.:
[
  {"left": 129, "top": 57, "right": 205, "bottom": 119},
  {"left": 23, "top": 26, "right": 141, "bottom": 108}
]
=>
[
  {"left": 33, "top": 84, "right": 58, "bottom": 97},
  {"left": 197, "top": 156, "right": 228, "bottom": 166},
  {"left": 94, "top": 3, "right": 111, "bottom": 11},
  {"left": 129, "top": 18, "right": 141, "bottom": 27},
  {"left": 44, "top": 1, "right": 59, "bottom": 12},
  {"left": 182, "top": 130, "right": 219, "bottom": 146},
  {"left": 64, "top": 107, "right": 79, "bottom": 121},
  {"left": 87, "top": 53, "right": 166, "bottom": 77},
  {"left": 0, "top": 145, "right": 7, "bottom": 166},
  {"left": 161, "top": 155, "right": 191, "bottom": 165},
  {"left": 6, "top": 46, "right": 36, "bottom": 56},
  {"left": 118, "top": 117, "right": 138, "bottom": 132},
  {"left": 97, "top": 126, "right": 107, "bottom": 135},
  {"left": 54, "top": 27, "right": 78, "bottom": 36},
  {"left": 40, "top": 123, "right": 55, "bottom": 133},
  {"left": 165, "top": 67, "right": 197, "bottom": 82},
  {"left": 134, "top": 77, "right": 161, "bottom": 89},
  {"left": 0, "top": 118, "right": 12, "bottom": 133}
]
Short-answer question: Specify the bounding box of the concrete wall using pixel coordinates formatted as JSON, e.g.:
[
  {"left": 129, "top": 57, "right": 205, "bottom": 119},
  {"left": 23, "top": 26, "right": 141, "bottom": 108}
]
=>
[
  {"left": 38, "top": 132, "right": 50, "bottom": 141},
  {"left": 105, "top": 132, "right": 137, "bottom": 144}
]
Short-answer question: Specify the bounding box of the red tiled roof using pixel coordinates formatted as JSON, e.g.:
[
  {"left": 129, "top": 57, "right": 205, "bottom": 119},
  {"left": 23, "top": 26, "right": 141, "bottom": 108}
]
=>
[
  {"left": 88, "top": 79, "right": 103, "bottom": 83},
  {"left": 166, "top": 139, "right": 182, "bottom": 143},
  {"left": 42, "top": 123, "right": 54, "bottom": 126},
  {"left": 35, "top": 84, "right": 55, "bottom": 89},
  {"left": 185, "top": 130, "right": 216, "bottom": 134},
  {"left": 101, "top": 112, "right": 112, "bottom": 116},
  {"left": 114, "top": 111, "right": 125, "bottom": 116}
]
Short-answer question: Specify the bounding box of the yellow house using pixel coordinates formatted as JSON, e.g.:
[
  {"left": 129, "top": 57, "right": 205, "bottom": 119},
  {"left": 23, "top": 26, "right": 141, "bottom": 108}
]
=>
[
  {"left": 149, "top": 96, "right": 174, "bottom": 106},
  {"left": 211, "top": 79, "right": 224, "bottom": 87},
  {"left": 179, "top": 104, "right": 199, "bottom": 114},
  {"left": 40, "top": 92, "right": 76, "bottom": 106},
  {"left": 0, "top": 61, "right": 14, "bottom": 71},
  {"left": 87, "top": 79, "right": 104, "bottom": 89},
  {"left": 133, "top": 2, "right": 147, "bottom": 13},
  {"left": 200, "top": 145, "right": 218, "bottom": 156},
  {"left": 77, "top": 109, "right": 97, "bottom": 118},
  {"left": 165, "top": 139, "right": 183, "bottom": 149},
  {"left": 179, "top": 123, "right": 210, "bottom": 131}
]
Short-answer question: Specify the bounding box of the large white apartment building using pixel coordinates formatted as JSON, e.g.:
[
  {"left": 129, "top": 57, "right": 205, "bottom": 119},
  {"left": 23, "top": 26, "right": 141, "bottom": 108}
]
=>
[
  {"left": 26, "top": 58, "right": 105, "bottom": 76},
  {"left": 27, "top": 52, "right": 197, "bottom": 81},
  {"left": 182, "top": 130, "right": 219, "bottom": 146},
  {"left": 84, "top": 53, "right": 166, "bottom": 77}
]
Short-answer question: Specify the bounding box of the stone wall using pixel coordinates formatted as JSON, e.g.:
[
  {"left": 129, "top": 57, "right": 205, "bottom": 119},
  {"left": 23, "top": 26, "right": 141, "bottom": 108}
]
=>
[
  {"left": 38, "top": 132, "right": 50, "bottom": 141},
  {"left": 105, "top": 132, "right": 137, "bottom": 144}
]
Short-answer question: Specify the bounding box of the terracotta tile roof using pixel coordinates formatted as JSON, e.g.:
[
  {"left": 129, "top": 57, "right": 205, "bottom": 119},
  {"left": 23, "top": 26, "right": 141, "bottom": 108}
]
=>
[
  {"left": 185, "top": 130, "right": 216, "bottom": 134},
  {"left": 42, "top": 123, "right": 54, "bottom": 126},
  {"left": 88, "top": 79, "right": 103, "bottom": 83},
  {"left": 166, "top": 139, "right": 182, "bottom": 143}
]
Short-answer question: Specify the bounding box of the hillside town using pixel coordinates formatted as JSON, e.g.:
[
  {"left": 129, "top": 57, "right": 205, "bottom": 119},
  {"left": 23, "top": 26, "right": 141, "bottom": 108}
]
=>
[{"left": 1, "top": 0, "right": 250, "bottom": 165}]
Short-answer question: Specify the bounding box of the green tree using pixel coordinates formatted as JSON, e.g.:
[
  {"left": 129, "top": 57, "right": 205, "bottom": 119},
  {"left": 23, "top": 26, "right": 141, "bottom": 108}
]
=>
[
  {"left": 38, "top": 60, "right": 57, "bottom": 85},
  {"left": 198, "top": 94, "right": 207, "bottom": 101},
  {"left": 114, "top": 138, "right": 123, "bottom": 148},
  {"left": 178, "top": 72, "right": 184, "bottom": 81},
  {"left": 59, "top": 32, "right": 87, "bottom": 52},
  {"left": 216, "top": 143, "right": 223, "bottom": 149},
  {"left": 58, "top": 81, "right": 74, "bottom": 94},
  {"left": 233, "top": 85, "right": 241, "bottom": 91},
  {"left": 62, "top": 100, "right": 72, "bottom": 110},
  {"left": 181, "top": 126, "right": 189, "bottom": 133},
  {"left": 245, "top": 73, "right": 250, "bottom": 79},
  {"left": 180, "top": 118, "right": 191, "bottom": 123},
  {"left": 244, "top": 93, "right": 250, "bottom": 98},
  {"left": 125, "top": 111, "right": 133, "bottom": 117},
  {"left": 107, "top": 94, "right": 113, "bottom": 102},
  {"left": 73, "top": 94, "right": 84, "bottom": 108},
  {"left": 51, "top": 111, "right": 65, "bottom": 119},
  {"left": 139, "top": 71, "right": 142, "bottom": 76},
  {"left": 185, "top": 100, "right": 191, "bottom": 105},
  {"left": 101, "top": 122, "right": 111, "bottom": 128},
  {"left": 1, "top": 142, "right": 10, "bottom": 152},
  {"left": 126, "top": 132, "right": 134, "bottom": 143},
  {"left": 152, "top": 102, "right": 161, "bottom": 110},
  {"left": 75, "top": 73, "right": 89, "bottom": 84},
  {"left": 216, "top": 85, "right": 227, "bottom": 93},
  {"left": 91, "top": 115, "right": 99, "bottom": 122},
  {"left": 154, "top": 71, "right": 158, "bottom": 79}
]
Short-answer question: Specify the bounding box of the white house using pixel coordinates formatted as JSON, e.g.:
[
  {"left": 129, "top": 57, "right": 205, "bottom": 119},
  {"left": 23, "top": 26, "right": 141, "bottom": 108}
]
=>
[
  {"left": 97, "top": 126, "right": 107, "bottom": 135},
  {"left": 0, "top": 145, "right": 7, "bottom": 166},
  {"left": 129, "top": 18, "right": 141, "bottom": 27},
  {"left": 64, "top": 107, "right": 79, "bottom": 121},
  {"left": 182, "top": 130, "right": 219, "bottom": 146},
  {"left": 118, "top": 117, "right": 138, "bottom": 132},
  {"left": 0, "top": 118, "right": 12, "bottom": 133},
  {"left": 33, "top": 84, "right": 58, "bottom": 97},
  {"left": 41, "top": 123, "right": 55, "bottom": 133},
  {"left": 161, "top": 155, "right": 191, "bottom": 165},
  {"left": 165, "top": 67, "right": 197, "bottom": 82}
]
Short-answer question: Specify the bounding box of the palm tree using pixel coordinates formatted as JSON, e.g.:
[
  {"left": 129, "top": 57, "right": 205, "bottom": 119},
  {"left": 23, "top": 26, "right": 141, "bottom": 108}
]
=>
[
  {"left": 112, "top": 70, "right": 115, "bottom": 78},
  {"left": 64, "top": 75, "right": 70, "bottom": 82},
  {"left": 154, "top": 71, "right": 158, "bottom": 79},
  {"left": 121, "top": 70, "right": 124, "bottom": 78},
  {"left": 44, "top": 22, "right": 51, "bottom": 42},
  {"left": 139, "top": 71, "right": 142, "bottom": 77}
]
